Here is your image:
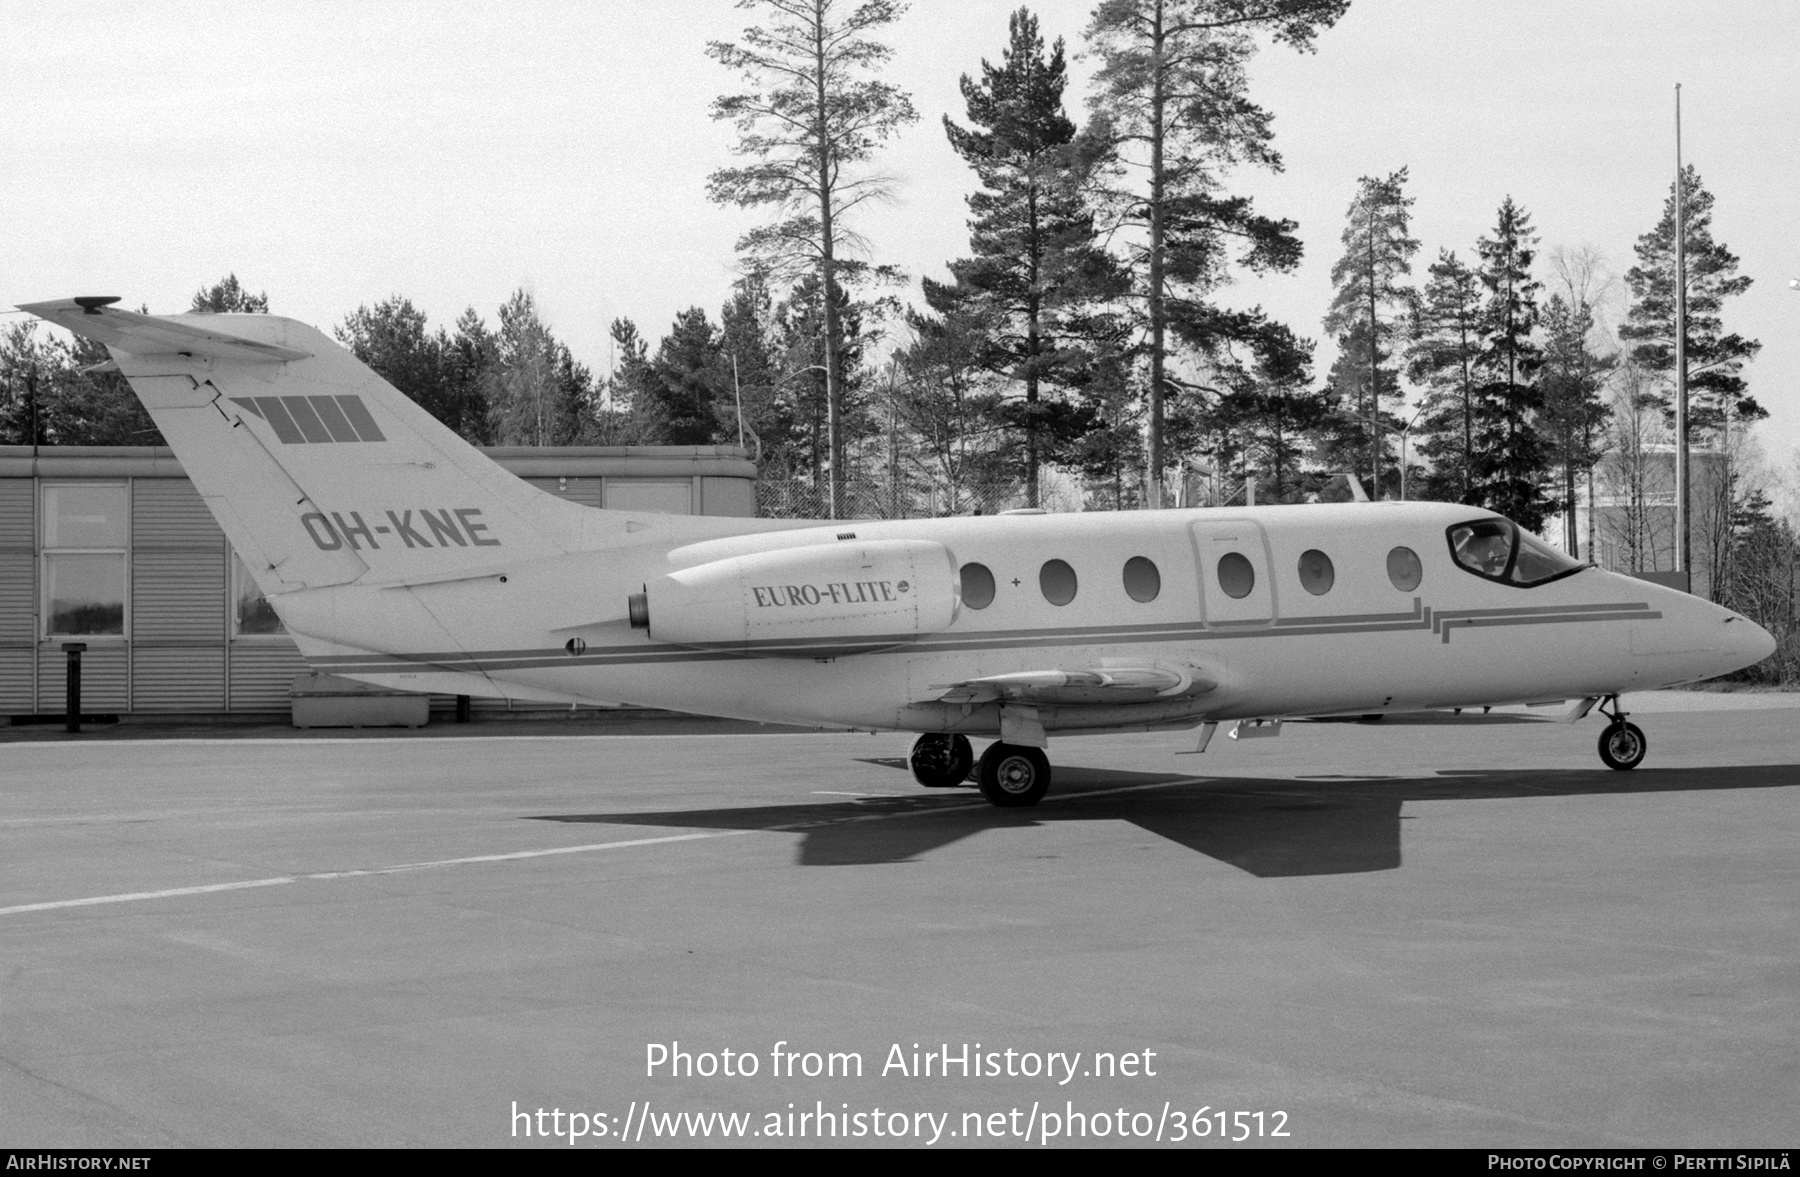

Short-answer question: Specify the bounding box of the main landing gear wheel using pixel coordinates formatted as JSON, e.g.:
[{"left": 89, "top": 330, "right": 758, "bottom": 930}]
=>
[
  {"left": 909, "top": 734, "right": 974, "bottom": 788},
  {"left": 976, "top": 742, "right": 1051, "bottom": 808},
  {"left": 1598, "top": 721, "right": 1647, "bottom": 771}
]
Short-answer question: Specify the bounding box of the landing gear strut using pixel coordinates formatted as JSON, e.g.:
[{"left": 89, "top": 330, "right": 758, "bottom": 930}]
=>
[
  {"left": 1596, "top": 695, "right": 1646, "bottom": 771},
  {"left": 909, "top": 734, "right": 973, "bottom": 788},
  {"left": 976, "top": 742, "right": 1051, "bottom": 808}
]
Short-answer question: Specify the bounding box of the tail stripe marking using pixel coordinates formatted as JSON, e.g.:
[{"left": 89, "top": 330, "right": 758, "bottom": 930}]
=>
[
  {"left": 230, "top": 394, "right": 386, "bottom": 444},
  {"left": 335, "top": 395, "right": 386, "bottom": 442},
  {"left": 281, "top": 396, "right": 334, "bottom": 443},
  {"left": 254, "top": 397, "right": 307, "bottom": 444},
  {"left": 308, "top": 395, "right": 361, "bottom": 442}
]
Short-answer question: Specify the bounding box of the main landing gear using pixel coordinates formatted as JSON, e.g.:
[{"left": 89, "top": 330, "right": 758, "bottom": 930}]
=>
[
  {"left": 1595, "top": 695, "right": 1647, "bottom": 771},
  {"left": 908, "top": 734, "right": 1052, "bottom": 808},
  {"left": 908, "top": 733, "right": 973, "bottom": 788}
]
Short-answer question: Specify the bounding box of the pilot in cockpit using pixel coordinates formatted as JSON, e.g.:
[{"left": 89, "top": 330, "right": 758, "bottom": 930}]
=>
[
  {"left": 1453, "top": 526, "right": 1513, "bottom": 578},
  {"left": 1468, "top": 533, "right": 1510, "bottom": 575}
]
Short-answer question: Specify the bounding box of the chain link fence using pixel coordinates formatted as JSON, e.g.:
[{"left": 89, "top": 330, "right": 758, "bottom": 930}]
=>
[{"left": 755, "top": 479, "right": 1034, "bottom": 520}]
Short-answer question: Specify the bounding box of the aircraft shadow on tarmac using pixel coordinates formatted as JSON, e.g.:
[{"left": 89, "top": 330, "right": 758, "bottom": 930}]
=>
[{"left": 532, "top": 762, "right": 1800, "bottom": 877}]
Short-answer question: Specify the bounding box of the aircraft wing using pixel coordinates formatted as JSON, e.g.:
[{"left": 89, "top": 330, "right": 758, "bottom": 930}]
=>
[
  {"left": 16, "top": 298, "right": 312, "bottom": 364},
  {"left": 930, "top": 665, "right": 1215, "bottom": 706}
]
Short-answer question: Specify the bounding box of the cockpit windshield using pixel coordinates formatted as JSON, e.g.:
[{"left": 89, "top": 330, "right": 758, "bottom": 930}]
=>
[{"left": 1447, "top": 518, "right": 1585, "bottom": 587}]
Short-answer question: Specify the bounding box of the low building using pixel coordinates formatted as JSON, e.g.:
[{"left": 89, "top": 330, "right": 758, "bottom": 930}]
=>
[{"left": 0, "top": 444, "right": 755, "bottom": 718}]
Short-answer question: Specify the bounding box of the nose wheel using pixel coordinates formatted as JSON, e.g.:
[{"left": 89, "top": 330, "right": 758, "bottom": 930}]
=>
[
  {"left": 909, "top": 733, "right": 974, "bottom": 788},
  {"left": 1595, "top": 696, "right": 1647, "bottom": 771}
]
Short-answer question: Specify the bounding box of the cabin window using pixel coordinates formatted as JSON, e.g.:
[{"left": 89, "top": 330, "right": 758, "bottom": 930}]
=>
[
  {"left": 960, "top": 562, "right": 996, "bottom": 610},
  {"left": 1123, "top": 556, "right": 1160, "bottom": 602},
  {"left": 1447, "top": 518, "right": 1584, "bottom": 588},
  {"left": 1039, "top": 559, "right": 1078, "bottom": 606},
  {"left": 1217, "top": 552, "right": 1255, "bottom": 600},
  {"left": 1387, "top": 546, "right": 1422, "bottom": 592},
  {"left": 1297, "top": 549, "right": 1334, "bottom": 595}
]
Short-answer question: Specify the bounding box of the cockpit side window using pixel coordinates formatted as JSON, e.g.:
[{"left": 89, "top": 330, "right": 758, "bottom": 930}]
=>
[{"left": 1447, "top": 518, "right": 1584, "bottom": 588}]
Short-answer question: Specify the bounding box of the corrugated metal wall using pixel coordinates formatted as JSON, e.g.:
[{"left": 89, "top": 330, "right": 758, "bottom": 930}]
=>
[
  {"left": 0, "top": 481, "right": 34, "bottom": 712},
  {"left": 38, "top": 644, "right": 128, "bottom": 711},
  {"left": 229, "top": 642, "right": 309, "bottom": 712},
  {"left": 131, "top": 480, "right": 227, "bottom": 711},
  {"left": 523, "top": 477, "right": 604, "bottom": 508}
]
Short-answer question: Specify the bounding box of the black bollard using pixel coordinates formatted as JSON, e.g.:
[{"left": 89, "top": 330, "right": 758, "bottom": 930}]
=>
[{"left": 63, "top": 642, "right": 86, "bottom": 733}]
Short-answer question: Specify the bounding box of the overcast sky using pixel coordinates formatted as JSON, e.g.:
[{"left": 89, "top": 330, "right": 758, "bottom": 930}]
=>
[{"left": 4, "top": 1, "right": 1796, "bottom": 462}]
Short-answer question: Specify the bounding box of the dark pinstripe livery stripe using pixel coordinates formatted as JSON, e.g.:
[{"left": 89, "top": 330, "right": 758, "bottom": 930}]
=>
[{"left": 304, "top": 598, "right": 1662, "bottom": 675}]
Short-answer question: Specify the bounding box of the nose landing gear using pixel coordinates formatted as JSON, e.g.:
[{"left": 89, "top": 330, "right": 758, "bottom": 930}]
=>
[{"left": 1596, "top": 695, "right": 1647, "bottom": 770}]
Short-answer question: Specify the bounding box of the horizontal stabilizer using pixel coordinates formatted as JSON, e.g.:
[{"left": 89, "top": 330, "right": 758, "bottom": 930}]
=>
[{"left": 16, "top": 299, "right": 311, "bottom": 364}]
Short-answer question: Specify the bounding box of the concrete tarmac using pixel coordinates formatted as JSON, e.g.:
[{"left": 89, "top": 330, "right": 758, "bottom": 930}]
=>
[{"left": 2, "top": 696, "right": 1797, "bottom": 1148}]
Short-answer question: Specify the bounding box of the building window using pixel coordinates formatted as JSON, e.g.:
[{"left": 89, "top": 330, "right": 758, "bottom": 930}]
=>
[
  {"left": 42, "top": 483, "right": 128, "bottom": 637},
  {"left": 231, "top": 552, "right": 286, "bottom": 636}
]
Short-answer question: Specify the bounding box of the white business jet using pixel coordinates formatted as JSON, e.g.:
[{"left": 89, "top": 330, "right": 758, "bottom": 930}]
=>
[{"left": 21, "top": 298, "right": 1775, "bottom": 806}]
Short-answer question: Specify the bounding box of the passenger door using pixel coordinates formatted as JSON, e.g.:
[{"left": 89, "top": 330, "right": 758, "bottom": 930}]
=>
[{"left": 1190, "top": 519, "right": 1276, "bottom": 627}]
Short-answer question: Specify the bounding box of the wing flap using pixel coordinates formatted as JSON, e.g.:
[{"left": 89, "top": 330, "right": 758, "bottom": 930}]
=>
[{"left": 931, "top": 664, "right": 1214, "bottom": 706}]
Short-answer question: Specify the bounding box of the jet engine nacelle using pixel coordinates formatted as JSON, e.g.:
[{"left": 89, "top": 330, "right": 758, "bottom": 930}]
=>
[{"left": 631, "top": 539, "right": 960, "bottom": 657}]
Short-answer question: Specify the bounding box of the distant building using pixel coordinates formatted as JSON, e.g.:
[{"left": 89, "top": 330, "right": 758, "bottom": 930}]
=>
[
  {"left": 1568, "top": 442, "right": 1729, "bottom": 598},
  {"left": 0, "top": 444, "right": 755, "bottom": 718}
]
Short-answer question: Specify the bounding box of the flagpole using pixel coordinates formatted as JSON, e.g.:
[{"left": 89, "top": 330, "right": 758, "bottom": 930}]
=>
[{"left": 1674, "top": 83, "right": 1690, "bottom": 587}]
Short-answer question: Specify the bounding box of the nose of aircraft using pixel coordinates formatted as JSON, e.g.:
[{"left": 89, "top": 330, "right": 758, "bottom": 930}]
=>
[{"left": 1729, "top": 613, "right": 1778, "bottom": 671}]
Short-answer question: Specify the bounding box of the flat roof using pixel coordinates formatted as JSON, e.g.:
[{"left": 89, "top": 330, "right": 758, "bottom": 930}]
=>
[{"left": 0, "top": 444, "right": 758, "bottom": 480}]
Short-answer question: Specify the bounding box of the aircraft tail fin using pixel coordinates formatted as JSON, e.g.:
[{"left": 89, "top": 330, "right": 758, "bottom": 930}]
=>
[{"left": 19, "top": 298, "right": 687, "bottom": 596}]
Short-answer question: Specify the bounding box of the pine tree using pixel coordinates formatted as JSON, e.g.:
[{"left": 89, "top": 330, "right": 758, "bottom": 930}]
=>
[
  {"left": 1471, "top": 197, "right": 1550, "bottom": 530},
  {"left": 1407, "top": 250, "right": 1484, "bottom": 503},
  {"left": 1320, "top": 169, "right": 1418, "bottom": 496},
  {"left": 649, "top": 308, "right": 726, "bottom": 447},
  {"left": 707, "top": 0, "right": 919, "bottom": 516},
  {"left": 894, "top": 304, "right": 1005, "bottom": 514},
  {"left": 600, "top": 318, "right": 660, "bottom": 445},
  {"left": 1619, "top": 165, "right": 1763, "bottom": 436},
  {"left": 336, "top": 297, "right": 449, "bottom": 423},
  {"left": 0, "top": 323, "right": 162, "bottom": 446},
  {"left": 1070, "top": 341, "right": 1144, "bottom": 510},
  {"left": 488, "top": 291, "right": 587, "bottom": 446},
  {"left": 440, "top": 309, "right": 496, "bottom": 445},
  {"left": 1211, "top": 334, "right": 1327, "bottom": 503},
  {"left": 773, "top": 275, "right": 872, "bottom": 489},
  {"left": 190, "top": 274, "right": 269, "bottom": 314},
  {"left": 1081, "top": 0, "right": 1347, "bottom": 503},
  {"left": 717, "top": 274, "right": 789, "bottom": 457},
  {"left": 1538, "top": 293, "right": 1614, "bottom": 555},
  {"left": 933, "top": 7, "right": 1121, "bottom": 504}
]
